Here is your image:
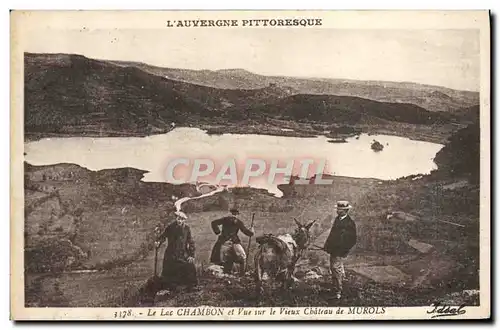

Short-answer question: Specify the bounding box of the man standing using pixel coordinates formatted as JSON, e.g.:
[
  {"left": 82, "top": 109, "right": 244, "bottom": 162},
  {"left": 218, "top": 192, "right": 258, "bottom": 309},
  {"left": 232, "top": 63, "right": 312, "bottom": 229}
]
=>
[
  {"left": 209, "top": 208, "right": 254, "bottom": 274},
  {"left": 155, "top": 211, "right": 198, "bottom": 291},
  {"left": 323, "top": 201, "right": 357, "bottom": 299}
]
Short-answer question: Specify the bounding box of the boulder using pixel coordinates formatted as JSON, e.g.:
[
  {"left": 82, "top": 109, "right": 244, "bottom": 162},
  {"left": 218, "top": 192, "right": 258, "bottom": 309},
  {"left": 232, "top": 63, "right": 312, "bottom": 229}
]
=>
[
  {"left": 442, "top": 180, "right": 469, "bottom": 191},
  {"left": 156, "top": 290, "right": 171, "bottom": 299},
  {"left": 408, "top": 239, "right": 434, "bottom": 254},
  {"left": 304, "top": 270, "right": 322, "bottom": 280},
  {"left": 205, "top": 264, "right": 236, "bottom": 279},
  {"left": 310, "top": 266, "right": 330, "bottom": 276},
  {"left": 386, "top": 211, "right": 420, "bottom": 223},
  {"left": 205, "top": 264, "right": 225, "bottom": 278}
]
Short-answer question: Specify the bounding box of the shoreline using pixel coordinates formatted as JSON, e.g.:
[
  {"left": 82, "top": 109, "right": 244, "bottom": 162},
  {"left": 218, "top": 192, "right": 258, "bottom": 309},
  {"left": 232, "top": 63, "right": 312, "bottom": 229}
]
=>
[{"left": 23, "top": 120, "right": 464, "bottom": 145}]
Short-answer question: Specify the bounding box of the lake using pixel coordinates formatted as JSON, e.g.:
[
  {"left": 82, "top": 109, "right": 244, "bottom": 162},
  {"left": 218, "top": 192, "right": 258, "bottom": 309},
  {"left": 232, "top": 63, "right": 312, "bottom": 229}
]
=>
[{"left": 24, "top": 128, "right": 444, "bottom": 197}]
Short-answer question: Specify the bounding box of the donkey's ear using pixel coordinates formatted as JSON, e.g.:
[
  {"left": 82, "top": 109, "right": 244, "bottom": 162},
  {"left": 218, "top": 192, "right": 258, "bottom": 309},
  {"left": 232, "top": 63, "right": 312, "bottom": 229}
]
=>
[
  {"left": 293, "top": 218, "right": 302, "bottom": 227},
  {"left": 305, "top": 219, "right": 317, "bottom": 230}
]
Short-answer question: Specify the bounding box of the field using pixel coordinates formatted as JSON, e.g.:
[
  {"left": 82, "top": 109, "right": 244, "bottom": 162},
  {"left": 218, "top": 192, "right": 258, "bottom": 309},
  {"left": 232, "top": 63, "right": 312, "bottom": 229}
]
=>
[{"left": 23, "top": 160, "right": 480, "bottom": 307}]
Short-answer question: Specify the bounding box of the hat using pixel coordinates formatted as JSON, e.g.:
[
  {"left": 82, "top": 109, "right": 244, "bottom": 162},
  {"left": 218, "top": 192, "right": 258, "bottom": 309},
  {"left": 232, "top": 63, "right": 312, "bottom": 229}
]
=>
[
  {"left": 334, "top": 201, "right": 352, "bottom": 210},
  {"left": 229, "top": 208, "right": 239, "bottom": 215}
]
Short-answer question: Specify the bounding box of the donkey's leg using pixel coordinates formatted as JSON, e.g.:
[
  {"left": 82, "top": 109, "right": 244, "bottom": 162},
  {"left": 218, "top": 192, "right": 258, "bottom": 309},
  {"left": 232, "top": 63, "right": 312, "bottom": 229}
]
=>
[
  {"left": 238, "top": 259, "right": 246, "bottom": 277},
  {"left": 254, "top": 251, "right": 264, "bottom": 300},
  {"left": 286, "top": 265, "right": 295, "bottom": 289},
  {"left": 280, "top": 268, "right": 290, "bottom": 291}
]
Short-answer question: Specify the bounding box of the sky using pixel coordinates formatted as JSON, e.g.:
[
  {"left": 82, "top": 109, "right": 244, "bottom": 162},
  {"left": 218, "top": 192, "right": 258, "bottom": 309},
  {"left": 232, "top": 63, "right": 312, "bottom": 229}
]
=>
[{"left": 24, "top": 28, "right": 480, "bottom": 91}]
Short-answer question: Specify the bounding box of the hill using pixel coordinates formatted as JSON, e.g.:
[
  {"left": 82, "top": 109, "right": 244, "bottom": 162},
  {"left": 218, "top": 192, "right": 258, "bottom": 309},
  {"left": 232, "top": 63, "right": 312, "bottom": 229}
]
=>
[
  {"left": 25, "top": 53, "right": 471, "bottom": 141},
  {"left": 24, "top": 53, "right": 289, "bottom": 138},
  {"left": 433, "top": 119, "right": 480, "bottom": 184},
  {"left": 25, "top": 53, "right": 200, "bottom": 136},
  {"left": 250, "top": 94, "right": 453, "bottom": 125},
  {"left": 109, "top": 59, "right": 479, "bottom": 113}
]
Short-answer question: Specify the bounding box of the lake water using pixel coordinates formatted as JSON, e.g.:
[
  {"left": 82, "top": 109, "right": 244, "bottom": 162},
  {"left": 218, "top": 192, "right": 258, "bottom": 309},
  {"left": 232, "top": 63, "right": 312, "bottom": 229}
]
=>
[{"left": 24, "top": 128, "right": 444, "bottom": 197}]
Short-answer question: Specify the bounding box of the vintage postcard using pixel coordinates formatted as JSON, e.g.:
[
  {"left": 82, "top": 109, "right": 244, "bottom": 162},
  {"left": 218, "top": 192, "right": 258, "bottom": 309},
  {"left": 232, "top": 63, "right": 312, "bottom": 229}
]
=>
[{"left": 10, "top": 10, "right": 490, "bottom": 320}]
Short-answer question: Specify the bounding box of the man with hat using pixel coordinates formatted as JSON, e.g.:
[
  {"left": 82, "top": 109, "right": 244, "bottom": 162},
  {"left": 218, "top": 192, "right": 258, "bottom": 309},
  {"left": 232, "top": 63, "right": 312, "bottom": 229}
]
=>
[
  {"left": 323, "top": 201, "right": 357, "bottom": 299},
  {"left": 155, "top": 211, "right": 198, "bottom": 291},
  {"left": 209, "top": 207, "right": 254, "bottom": 271}
]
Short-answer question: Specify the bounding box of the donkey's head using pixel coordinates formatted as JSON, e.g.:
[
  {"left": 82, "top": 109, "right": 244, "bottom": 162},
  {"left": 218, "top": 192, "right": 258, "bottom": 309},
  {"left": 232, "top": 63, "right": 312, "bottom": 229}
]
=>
[{"left": 292, "top": 218, "right": 317, "bottom": 249}]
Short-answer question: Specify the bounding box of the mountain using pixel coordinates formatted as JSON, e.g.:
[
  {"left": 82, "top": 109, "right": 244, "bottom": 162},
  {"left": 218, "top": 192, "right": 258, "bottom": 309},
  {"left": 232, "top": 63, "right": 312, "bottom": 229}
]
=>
[
  {"left": 25, "top": 52, "right": 470, "bottom": 139},
  {"left": 25, "top": 53, "right": 202, "bottom": 134},
  {"left": 109, "top": 59, "right": 479, "bottom": 113}
]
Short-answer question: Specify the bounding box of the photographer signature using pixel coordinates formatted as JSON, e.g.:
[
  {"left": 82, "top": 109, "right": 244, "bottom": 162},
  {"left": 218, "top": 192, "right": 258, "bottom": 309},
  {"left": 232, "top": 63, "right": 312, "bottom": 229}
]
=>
[{"left": 427, "top": 302, "right": 467, "bottom": 318}]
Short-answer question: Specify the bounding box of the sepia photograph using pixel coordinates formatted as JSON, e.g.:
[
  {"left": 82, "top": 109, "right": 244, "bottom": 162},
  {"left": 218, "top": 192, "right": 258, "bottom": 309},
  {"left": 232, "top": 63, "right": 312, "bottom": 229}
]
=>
[{"left": 10, "top": 10, "right": 490, "bottom": 320}]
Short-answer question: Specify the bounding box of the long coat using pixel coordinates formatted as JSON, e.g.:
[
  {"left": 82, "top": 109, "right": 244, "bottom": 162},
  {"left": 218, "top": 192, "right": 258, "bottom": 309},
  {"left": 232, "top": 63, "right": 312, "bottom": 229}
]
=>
[
  {"left": 323, "top": 214, "right": 357, "bottom": 258},
  {"left": 157, "top": 220, "right": 197, "bottom": 288},
  {"left": 210, "top": 215, "right": 253, "bottom": 264}
]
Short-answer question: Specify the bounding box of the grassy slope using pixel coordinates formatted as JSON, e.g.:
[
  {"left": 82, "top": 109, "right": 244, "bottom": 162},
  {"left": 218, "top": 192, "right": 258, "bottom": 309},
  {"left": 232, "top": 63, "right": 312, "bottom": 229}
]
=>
[{"left": 24, "top": 162, "right": 479, "bottom": 307}]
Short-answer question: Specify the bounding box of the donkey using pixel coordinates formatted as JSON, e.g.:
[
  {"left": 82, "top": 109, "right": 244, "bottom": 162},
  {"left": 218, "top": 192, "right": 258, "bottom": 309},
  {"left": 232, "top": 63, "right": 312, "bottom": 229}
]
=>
[{"left": 253, "top": 218, "right": 316, "bottom": 297}]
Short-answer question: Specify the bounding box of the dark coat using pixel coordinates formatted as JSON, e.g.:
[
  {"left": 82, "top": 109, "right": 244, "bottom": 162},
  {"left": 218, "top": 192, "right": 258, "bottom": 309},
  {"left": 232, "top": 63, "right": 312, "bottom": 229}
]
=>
[
  {"left": 323, "top": 214, "right": 357, "bottom": 257},
  {"left": 211, "top": 215, "right": 254, "bottom": 244},
  {"left": 210, "top": 215, "right": 253, "bottom": 264},
  {"left": 158, "top": 220, "right": 195, "bottom": 262},
  {"left": 157, "top": 220, "right": 197, "bottom": 287}
]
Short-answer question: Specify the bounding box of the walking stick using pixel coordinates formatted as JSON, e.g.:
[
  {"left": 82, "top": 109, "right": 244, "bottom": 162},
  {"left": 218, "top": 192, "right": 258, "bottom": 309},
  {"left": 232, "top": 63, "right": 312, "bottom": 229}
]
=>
[
  {"left": 244, "top": 213, "right": 255, "bottom": 272},
  {"left": 154, "top": 245, "right": 159, "bottom": 277},
  {"left": 153, "top": 224, "right": 162, "bottom": 277}
]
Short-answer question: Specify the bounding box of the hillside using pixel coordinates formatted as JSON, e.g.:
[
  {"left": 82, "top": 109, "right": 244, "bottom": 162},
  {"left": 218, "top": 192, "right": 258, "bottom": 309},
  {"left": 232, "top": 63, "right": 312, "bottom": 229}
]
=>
[
  {"left": 109, "top": 59, "right": 479, "bottom": 113},
  {"left": 24, "top": 53, "right": 288, "bottom": 138},
  {"left": 25, "top": 52, "right": 475, "bottom": 142},
  {"left": 452, "top": 105, "right": 480, "bottom": 123},
  {"left": 433, "top": 120, "right": 480, "bottom": 184},
  {"left": 25, "top": 53, "right": 199, "bottom": 136},
  {"left": 24, "top": 162, "right": 479, "bottom": 308},
  {"left": 250, "top": 94, "right": 453, "bottom": 125}
]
